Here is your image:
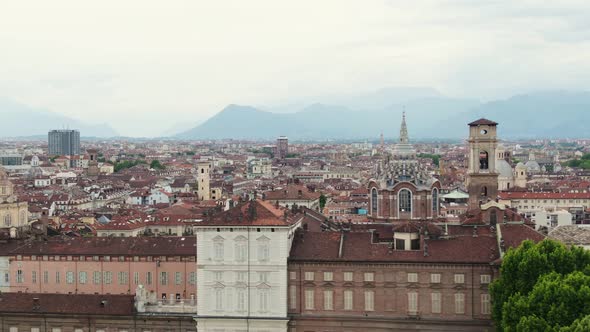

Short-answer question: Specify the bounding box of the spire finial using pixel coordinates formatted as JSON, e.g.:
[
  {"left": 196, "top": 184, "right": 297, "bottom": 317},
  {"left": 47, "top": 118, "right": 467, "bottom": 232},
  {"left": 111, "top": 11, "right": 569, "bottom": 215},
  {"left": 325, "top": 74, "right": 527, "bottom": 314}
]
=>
[{"left": 400, "top": 109, "right": 409, "bottom": 144}]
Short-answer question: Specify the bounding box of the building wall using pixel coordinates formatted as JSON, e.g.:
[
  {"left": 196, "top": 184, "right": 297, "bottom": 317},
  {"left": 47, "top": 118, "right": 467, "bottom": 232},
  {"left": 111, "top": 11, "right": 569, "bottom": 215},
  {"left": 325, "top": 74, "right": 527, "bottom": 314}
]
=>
[
  {"left": 287, "top": 262, "right": 495, "bottom": 329},
  {"left": 0, "top": 314, "right": 197, "bottom": 332},
  {"left": 195, "top": 223, "right": 300, "bottom": 332},
  {"left": 8, "top": 255, "right": 196, "bottom": 299},
  {"left": 0, "top": 201, "right": 29, "bottom": 229}
]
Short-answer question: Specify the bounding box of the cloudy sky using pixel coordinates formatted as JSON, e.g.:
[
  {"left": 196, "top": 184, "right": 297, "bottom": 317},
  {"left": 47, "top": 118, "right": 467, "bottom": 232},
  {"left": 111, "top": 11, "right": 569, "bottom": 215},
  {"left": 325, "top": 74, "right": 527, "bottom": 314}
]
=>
[{"left": 1, "top": 0, "right": 589, "bottom": 137}]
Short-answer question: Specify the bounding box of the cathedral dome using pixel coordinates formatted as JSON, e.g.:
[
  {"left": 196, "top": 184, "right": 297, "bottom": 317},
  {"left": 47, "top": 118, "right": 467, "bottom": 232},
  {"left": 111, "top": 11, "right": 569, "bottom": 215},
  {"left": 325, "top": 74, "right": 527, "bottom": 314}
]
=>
[{"left": 496, "top": 159, "right": 513, "bottom": 178}]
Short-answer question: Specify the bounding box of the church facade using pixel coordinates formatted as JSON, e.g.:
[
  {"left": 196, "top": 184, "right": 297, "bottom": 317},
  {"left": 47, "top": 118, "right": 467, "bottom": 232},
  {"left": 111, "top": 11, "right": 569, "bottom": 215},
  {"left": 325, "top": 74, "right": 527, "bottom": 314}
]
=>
[
  {"left": 368, "top": 113, "right": 441, "bottom": 222},
  {"left": 0, "top": 167, "right": 29, "bottom": 237}
]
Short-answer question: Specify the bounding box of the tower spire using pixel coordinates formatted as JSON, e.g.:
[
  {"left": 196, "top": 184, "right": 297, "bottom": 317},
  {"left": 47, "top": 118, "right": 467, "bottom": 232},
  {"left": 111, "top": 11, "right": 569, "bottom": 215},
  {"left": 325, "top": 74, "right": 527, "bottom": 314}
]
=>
[{"left": 400, "top": 110, "right": 409, "bottom": 144}]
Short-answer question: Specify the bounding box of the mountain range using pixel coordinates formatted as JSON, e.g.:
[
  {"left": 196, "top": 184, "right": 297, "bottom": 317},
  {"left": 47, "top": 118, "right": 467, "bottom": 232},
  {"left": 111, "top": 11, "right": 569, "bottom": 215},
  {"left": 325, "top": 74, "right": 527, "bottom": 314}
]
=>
[
  {"left": 0, "top": 99, "right": 118, "bottom": 138},
  {"left": 177, "top": 90, "right": 590, "bottom": 140}
]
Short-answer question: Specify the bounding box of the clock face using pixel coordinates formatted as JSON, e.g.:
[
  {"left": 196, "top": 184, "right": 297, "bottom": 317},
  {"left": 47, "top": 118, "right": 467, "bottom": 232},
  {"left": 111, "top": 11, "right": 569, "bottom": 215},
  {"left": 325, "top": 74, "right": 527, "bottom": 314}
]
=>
[{"left": 480, "top": 128, "right": 488, "bottom": 135}]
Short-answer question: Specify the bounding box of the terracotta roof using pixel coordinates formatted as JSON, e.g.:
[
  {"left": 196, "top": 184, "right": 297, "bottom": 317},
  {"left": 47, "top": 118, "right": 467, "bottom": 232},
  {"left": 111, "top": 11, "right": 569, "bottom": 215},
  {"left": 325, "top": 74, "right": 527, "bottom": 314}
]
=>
[
  {"left": 2, "top": 237, "right": 196, "bottom": 256},
  {"left": 290, "top": 231, "right": 500, "bottom": 264},
  {"left": 500, "top": 223, "right": 545, "bottom": 249},
  {"left": 499, "top": 192, "right": 590, "bottom": 200},
  {"left": 0, "top": 293, "right": 134, "bottom": 316},
  {"left": 196, "top": 200, "right": 299, "bottom": 227},
  {"left": 468, "top": 118, "right": 498, "bottom": 126},
  {"left": 264, "top": 185, "right": 321, "bottom": 201}
]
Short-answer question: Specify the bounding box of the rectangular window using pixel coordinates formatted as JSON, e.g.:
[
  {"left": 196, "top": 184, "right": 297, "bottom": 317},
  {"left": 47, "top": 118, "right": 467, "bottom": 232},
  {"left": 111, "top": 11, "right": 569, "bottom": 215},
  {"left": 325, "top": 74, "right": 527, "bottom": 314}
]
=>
[
  {"left": 104, "top": 271, "right": 112, "bottom": 285},
  {"left": 258, "top": 243, "right": 269, "bottom": 261},
  {"left": 214, "top": 242, "right": 224, "bottom": 261},
  {"left": 304, "top": 271, "right": 314, "bottom": 281},
  {"left": 344, "top": 290, "right": 353, "bottom": 310},
  {"left": 79, "top": 271, "right": 87, "bottom": 284},
  {"left": 118, "top": 272, "right": 128, "bottom": 285},
  {"left": 323, "top": 271, "right": 333, "bottom": 281},
  {"left": 146, "top": 272, "right": 152, "bottom": 285},
  {"left": 43, "top": 271, "right": 49, "bottom": 284},
  {"left": 9, "top": 327, "right": 17, "bottom": 332},
  {"left": 66, "top": 271, "right": 74, "bottom": 284},
  {"left": 431, "top": 292, "right": 441, "bottom": 314},
  {"left": 189, "top": 272, "right": 196, "bottom": 285},
  {"left": 16, "top": 270, "right": 24, "bottom": 283},
  {"left": 259, "top": 289, "right": 269, "bottom": 312},
  {"left": 32, "top": 271, "right": 37, "bottom": 284},
  {"left": 323, "top": 290, "right": 334, "bottom": 310},
  {"left": 304, "top": 289, "right": 315, "bottom": 310},
  {"left": 237, "top": 288, "right": 246, "bottom": 312},
  {"left": 408, "top": 292, "right": 418, "bottom": 314},
  {"left": 481, "top": 293, "right": 491, "bottom": 315},
  {"left": 407, "top": 273, "right": 418, "bottom": 283},
  {"left": 214, "top": 271, "right": 223, "bottom": 281},
  {"left": 289, "top": 271, "right": 297, "bottom": 280},
  {"left": 215, "top": 288, "right": 223, "bottom": 311},
  {"left": 175, "top": 272, "right": 182, "bottom": 285},
  {"left": 289, "top": 285, "right": 297, "bottom": 309},
  {"left": 160, "top": 271, "right": 168, "bottom": 285},
  {"left": 93, "top": 271, "right": 101, "bottom": 284},
  {"left": 364, "top": 272, "right": 374, "bottom": 282},
  {"left": 258, "top": 272, "right": 269, "bottom": 283},
  {"left": 55, "top": 271, "right": 60, "bottom": 284},
  {"left": 454, "top": 273, "right": 465, "bottom": 284},
  {"left": 455, "top": 293, "right": 465, "bottom": 314},
  {"left": 343, "top": 271, "right": 353, "bottom": 282},
  {"left": 31, "top": 328, "right": 40, "bottom": 332},
  {"left": 364, "top": 290, "right": 375, "bottom": 311},
  {"left": 134, "top": 272, "right": 140, "bottom": 285},
  {"left": 430, "top": 273, "right": 441, "bottom": 284},
  {"left": 480, "top": 274, "right": 492, "bottom": 284}
]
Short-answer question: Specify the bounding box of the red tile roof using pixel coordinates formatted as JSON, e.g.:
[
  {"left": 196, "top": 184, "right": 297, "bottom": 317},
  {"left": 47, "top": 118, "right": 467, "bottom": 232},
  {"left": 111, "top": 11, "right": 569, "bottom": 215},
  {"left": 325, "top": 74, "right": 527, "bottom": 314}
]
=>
[
  {"left": 196, "top": 200, "right": 299, "bottom": 226},
  {"left": 499, "top": 192, "right": 590, "bottom": 200},
  {"left": 468, "top": 118, "right": 498, "bottom": 126},
  {"left": 0, "top": 293, "right": 134, "bottom": 316},
  {"left": 3, "top": 237, "right": 196, "bottom": 256}
]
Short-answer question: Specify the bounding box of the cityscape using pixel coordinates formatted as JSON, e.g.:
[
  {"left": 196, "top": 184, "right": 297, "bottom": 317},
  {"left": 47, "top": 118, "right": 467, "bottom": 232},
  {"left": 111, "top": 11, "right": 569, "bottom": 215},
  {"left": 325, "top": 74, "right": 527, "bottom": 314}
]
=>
[{"left": 2, "top": 1, "right": 590, "bottom": 332}]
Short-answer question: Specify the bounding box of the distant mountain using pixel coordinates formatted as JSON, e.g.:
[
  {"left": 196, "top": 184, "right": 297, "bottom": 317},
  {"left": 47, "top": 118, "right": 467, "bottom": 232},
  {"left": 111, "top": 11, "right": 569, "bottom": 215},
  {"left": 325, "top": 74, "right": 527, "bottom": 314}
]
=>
[
  {"left": 0, "top": 99, "right": 118, "bottom": 138},
  {"left": 177, "top": 90, "right": 590, "bottom": 140},
  {"left": 431, "top": 91, "right": 590, "bottom": 139}
]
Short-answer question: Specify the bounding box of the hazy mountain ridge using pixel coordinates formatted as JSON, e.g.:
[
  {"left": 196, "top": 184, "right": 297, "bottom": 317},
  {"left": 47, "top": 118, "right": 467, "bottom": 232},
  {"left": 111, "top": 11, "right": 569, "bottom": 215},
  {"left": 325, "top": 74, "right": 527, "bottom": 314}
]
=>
[
  {"left": 0, "top": 99, "right": 118, "bottom": 138},
  {"left": 178, "top": 90, "right": 590, "bottom": 140}
]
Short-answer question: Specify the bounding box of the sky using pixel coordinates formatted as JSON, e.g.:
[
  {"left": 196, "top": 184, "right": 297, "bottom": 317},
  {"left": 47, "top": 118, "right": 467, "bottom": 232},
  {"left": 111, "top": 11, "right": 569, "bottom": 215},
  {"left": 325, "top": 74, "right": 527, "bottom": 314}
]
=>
[{"left": 1, "top": 0, "right": 589, "bottom": 137}]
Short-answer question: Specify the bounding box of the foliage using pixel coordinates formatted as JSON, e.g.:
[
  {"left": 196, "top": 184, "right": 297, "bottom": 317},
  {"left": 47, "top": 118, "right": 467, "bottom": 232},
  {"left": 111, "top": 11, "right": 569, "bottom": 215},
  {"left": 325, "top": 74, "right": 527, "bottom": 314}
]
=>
[
  {"left": 150, "top": 160, "right": 165, "bottom": 170},
  {"left": 285, "top": 153, "right": 299, "bottom": 158},
  {"left": 490, "top": 239, "right": 590, "bottom": 332},
  {"left": 319, "top": 194, "right": 327, "bottom": 210},
  {"left": 417, "top": 153, "right": 440, "bottom": 166},
  {"left": 564, "top": 154, "right": 590, "bottom": 169},
  {"left": 114, "top": 159, "right": 147, "bottom": 172}
]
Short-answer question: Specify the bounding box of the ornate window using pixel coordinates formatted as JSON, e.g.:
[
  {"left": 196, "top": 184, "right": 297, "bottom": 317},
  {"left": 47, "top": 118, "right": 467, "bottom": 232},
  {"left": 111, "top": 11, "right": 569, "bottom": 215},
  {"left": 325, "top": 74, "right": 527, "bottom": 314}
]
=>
[
  {"left": 371, "top": 188, "right": 378, "bottom": 215},
  {"left": 234, "top": 236, "right": 247, "bottom": 262},
  {"left": 399, "top": 189, "right": 412, "bottom": 212},
  {"left": 4, "top": 214, "right": 11, "bottom": 227},
  {"left": 257, "top": 236, "right": 270, "bottom": 262},
  {"left": 213, "top": 236, "right": 225, "bottom": 261},
  {"left": 432, "top": 188, "right": 439, "bottom": 213},
  {"left": 19, "top": 211, "right": 26, "bottom": 225}
]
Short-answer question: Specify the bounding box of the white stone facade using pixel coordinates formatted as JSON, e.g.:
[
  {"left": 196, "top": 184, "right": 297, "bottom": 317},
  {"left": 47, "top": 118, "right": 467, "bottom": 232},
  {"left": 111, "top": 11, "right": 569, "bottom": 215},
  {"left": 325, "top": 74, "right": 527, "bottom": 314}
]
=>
[{"left": 194, "top": 219, "right": 301, "bottom": 332}]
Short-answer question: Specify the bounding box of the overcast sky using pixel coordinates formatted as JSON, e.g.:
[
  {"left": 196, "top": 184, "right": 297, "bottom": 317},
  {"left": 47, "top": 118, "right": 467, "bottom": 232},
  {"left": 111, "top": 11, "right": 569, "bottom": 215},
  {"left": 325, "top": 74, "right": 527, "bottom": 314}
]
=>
[{"left": 1, "top": 0, "right": 589, "bottom": 137}]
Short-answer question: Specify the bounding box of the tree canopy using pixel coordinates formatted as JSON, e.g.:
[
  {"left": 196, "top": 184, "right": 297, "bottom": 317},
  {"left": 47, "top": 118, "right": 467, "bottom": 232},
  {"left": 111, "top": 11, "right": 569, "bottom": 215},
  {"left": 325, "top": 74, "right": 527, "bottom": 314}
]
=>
[
  {"left": 490, "top": 239, "right": 590, "bottom": 331},
  {"left": 150, "top": 160, "right": 165, "bottom": 170}
]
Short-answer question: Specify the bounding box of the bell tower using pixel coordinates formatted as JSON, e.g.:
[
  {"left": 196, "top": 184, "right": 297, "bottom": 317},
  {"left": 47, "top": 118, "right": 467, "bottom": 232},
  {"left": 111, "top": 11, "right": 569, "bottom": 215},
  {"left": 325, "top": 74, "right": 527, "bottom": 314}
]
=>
[{"left": 467, "top": 118, "right": 499, "bottom": 210}]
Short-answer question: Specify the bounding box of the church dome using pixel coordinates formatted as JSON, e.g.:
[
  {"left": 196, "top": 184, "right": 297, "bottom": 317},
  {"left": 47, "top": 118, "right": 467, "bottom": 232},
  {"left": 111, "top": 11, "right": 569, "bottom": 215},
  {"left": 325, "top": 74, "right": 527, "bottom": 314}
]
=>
[
  {"left": 525, "top": 160, "right": 541, "bottom": 172},
  {"left": 496, "top": 159, "right": 513, "bottom": 178},
  {"left": 515, "top": 162, "right": 526, "bottom": 169}
]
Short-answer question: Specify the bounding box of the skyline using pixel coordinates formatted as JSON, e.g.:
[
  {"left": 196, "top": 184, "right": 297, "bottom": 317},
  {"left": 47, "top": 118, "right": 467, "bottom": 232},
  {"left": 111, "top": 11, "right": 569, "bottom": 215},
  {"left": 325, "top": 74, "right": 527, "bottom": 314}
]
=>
[{"left": 1, "top": 1, "right": 590, "bottom": 136}]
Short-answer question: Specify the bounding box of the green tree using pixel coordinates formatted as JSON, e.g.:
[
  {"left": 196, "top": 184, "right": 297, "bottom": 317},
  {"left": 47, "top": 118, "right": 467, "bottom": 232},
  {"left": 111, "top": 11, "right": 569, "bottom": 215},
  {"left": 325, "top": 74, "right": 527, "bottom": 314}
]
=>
[
  {"left": 150, "top": 160, "right": 165, "bottom": 170},
  {"left": 490, "top": 239, "right": 590, "bottom": 331},
  {"left": 319, "top": 194, "right": 327, "bottom": 210}
]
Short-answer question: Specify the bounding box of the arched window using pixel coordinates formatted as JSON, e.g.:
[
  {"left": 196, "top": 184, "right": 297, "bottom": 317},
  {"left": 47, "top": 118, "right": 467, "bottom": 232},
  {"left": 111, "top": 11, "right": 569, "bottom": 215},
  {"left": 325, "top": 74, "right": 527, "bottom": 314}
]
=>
[
  {"left": 490, "top": 209, "right": 497, "bottom": 225},
  {"left": 432, "top": 188, "right": 439, "bottom": 213},
  {"left": 479, "top": 151, "right": 489, "bottom": 170},
  {"left": 371, "top": 188, "right": 378, "bottom": 215},
  {"left": 399, "top": 189, "right": 412, "bottom": 212},
  {"left": 4, "top": 214, "right": 11, "bottom": 227},
  {"left": 481, "top": 186, "right": 488, "bottom": 197}
]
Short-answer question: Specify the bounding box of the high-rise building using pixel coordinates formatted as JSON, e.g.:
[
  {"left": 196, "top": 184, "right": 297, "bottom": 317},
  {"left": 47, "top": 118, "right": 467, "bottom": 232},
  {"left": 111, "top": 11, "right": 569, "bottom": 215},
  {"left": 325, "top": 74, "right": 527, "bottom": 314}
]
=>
[
  {"left": 48, "top": 130, "right": 80, "bottom": 156},
  {"left": 276, "top": 136, "right": 289, "bottom": 159}
]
